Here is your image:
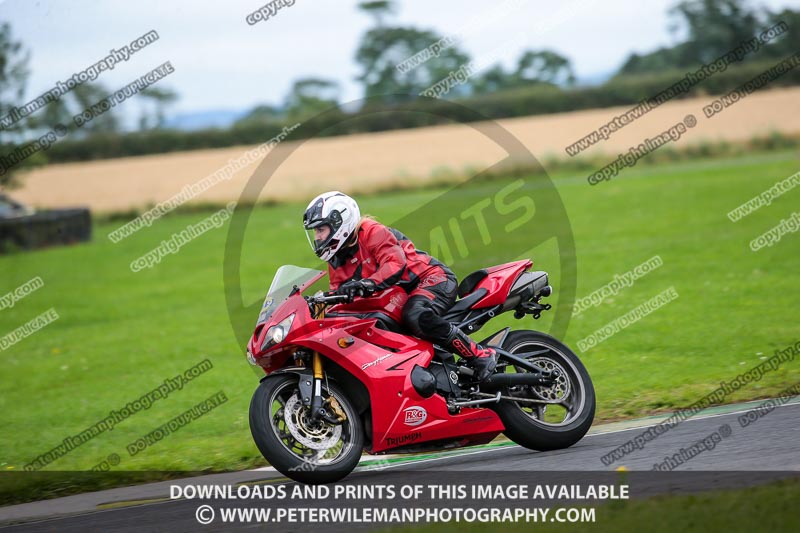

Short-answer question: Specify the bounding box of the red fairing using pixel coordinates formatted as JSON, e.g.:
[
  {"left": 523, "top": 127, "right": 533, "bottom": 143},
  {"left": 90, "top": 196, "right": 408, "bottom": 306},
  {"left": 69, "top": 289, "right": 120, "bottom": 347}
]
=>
[
  {"left": 247, "top": 294, "right": 307, "bottom": 374},
  {"left": 471, "top": 259, "right": 533, "bottom": 308}
]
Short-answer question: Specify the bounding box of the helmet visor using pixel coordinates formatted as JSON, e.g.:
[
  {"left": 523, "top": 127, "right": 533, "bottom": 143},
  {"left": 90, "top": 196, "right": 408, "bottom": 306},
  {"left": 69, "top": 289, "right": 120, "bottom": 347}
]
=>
[{"left": 305, "top": 224, "right": 334, "bottom": 257}]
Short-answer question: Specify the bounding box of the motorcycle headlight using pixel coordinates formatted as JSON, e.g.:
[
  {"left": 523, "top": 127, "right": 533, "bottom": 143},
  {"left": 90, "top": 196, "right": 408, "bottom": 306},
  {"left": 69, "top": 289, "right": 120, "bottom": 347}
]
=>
[
  {"left": 262, "top": 313, "right": 295, "bottom": 350},
  {"left": 246, "top": 348, "right": 257, "bottom": 366}
]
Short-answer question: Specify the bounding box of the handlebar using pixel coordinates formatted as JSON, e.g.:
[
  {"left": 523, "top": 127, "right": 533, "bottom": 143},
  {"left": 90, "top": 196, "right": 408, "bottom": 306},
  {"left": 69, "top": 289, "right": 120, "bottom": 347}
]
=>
[{"left": 306, "top": 292, "right": 350, "bottom": 305}]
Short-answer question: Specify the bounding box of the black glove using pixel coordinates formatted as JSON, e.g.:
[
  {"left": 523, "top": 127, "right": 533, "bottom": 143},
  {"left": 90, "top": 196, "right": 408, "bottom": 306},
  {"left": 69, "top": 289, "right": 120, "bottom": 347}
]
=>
[{"left": 336, "top": 279, "right": 377, "bottom": 302}]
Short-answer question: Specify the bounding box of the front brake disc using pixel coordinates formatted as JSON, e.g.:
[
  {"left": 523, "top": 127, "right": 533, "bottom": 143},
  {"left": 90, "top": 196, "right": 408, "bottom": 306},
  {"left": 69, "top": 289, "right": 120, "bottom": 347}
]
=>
[{"left": 283, "top": 394, "right": 342, "bottom": 450}]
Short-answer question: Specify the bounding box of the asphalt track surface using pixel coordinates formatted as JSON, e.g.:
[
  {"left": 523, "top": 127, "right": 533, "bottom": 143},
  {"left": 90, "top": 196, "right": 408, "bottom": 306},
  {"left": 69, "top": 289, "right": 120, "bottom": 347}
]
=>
[{"left": 3, "top": 401, "right": 799, "bottom": 532}]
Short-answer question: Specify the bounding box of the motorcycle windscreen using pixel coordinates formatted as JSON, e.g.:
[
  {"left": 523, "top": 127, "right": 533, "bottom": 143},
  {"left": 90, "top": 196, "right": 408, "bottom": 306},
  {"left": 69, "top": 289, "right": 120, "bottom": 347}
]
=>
[{"left": 256, "top": 265, "right": 324, "bottom": 326}]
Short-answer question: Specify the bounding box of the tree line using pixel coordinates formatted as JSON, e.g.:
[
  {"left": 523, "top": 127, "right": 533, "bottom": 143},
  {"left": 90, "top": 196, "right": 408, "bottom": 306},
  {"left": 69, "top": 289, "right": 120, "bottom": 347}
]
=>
[{"left": 1, "top": 0, "right": 798, "bottom": 187}]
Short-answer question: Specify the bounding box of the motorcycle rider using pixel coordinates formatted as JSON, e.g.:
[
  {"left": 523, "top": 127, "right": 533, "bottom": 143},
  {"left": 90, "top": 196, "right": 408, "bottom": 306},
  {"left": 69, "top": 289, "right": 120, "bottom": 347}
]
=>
[{"left": 302, "top": 191, "right": 497, "bottom": 381}]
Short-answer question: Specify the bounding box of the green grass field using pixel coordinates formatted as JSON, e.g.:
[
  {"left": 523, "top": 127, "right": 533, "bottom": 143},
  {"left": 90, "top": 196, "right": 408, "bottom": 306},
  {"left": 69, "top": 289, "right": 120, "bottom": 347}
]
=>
[{"left": 1, "top": 149, "right": 798, "bottom": 483}]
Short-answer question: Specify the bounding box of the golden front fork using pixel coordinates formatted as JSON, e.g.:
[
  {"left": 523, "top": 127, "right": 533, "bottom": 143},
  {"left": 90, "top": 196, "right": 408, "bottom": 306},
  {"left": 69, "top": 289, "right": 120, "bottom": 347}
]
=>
[
  {"left": 311, "top": 302, "right": 326, "bottom": 379},
  {"left": 308, "top": 352, "right": 325, "bottom": 420},
  {"left": 312, "top": 351, "right": 324, "bottom": 379},
  {"left": 310, "top": 299, "right": 326, "bottom": 417}
]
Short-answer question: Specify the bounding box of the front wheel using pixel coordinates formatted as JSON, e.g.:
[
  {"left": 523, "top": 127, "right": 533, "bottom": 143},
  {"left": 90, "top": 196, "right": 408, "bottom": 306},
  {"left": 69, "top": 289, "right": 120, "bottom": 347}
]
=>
[
  {"left": 249, "top": 374, "right": 364, "bottom": 484},
  {"left": 493, "top": 330, "right": 595, "bottom": 451}
]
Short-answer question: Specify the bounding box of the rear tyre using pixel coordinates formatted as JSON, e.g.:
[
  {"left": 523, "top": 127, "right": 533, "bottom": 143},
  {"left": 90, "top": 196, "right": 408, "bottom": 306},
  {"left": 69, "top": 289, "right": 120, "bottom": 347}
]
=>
[
  {"left": 249, "top": 374, "right": 364, "bottom": 484},
  {"left": 493, "top": 330, "right": 595, "bottom": 451}
]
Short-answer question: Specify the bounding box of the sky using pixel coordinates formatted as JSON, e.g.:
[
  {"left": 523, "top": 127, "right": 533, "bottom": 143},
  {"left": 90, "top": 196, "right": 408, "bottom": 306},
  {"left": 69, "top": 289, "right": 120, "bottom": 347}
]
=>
[{"left": 1, "top": 0, "right": 798, "bottom": 122}]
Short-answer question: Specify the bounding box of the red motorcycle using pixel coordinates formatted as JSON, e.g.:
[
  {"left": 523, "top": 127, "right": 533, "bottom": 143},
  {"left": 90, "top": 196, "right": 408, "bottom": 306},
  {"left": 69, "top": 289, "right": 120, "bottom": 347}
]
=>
[{"left": 246, "top": 259, "right": 595, "bottom": 483}]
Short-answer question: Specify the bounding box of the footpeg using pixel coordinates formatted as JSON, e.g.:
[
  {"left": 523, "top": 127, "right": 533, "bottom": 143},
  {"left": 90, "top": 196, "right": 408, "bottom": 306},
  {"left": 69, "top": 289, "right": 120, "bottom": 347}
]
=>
[{"left": 514, "top": 300, "right": 552, "bottom": 320}]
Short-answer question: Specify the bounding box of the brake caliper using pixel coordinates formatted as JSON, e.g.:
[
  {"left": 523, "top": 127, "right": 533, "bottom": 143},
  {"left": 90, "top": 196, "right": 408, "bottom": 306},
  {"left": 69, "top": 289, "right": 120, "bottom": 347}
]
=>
[{"left": 326, "top": 396, "right": 346, "bottom": 422}]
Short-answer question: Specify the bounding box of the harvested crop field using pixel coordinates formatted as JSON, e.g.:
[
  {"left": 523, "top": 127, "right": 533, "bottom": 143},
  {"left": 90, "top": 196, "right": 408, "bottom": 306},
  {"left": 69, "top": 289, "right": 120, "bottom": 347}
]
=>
[{"left": 11, "top": 86, "right": 800, "bottom": 213}]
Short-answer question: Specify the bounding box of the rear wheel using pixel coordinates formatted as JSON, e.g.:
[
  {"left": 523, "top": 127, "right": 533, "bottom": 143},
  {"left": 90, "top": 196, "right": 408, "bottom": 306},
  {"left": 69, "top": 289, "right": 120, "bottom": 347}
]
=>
[
  {"left": 249, "top": 374, "right": 364, "bottom": 484},
  {"left": 493, "top": 330, "right": 595, "bottom": 450}
]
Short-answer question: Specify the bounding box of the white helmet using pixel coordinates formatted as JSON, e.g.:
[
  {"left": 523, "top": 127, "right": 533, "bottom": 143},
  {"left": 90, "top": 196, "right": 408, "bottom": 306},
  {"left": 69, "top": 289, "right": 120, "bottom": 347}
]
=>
[{"left": 302, "top": 191, "right": 361, "bottom": 261}]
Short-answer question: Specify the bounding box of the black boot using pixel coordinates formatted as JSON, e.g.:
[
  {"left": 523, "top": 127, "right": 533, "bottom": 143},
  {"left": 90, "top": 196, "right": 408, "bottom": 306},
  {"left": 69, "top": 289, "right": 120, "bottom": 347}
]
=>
[{"left": 443, "top": 326, "right": 497, "bottom": 381}]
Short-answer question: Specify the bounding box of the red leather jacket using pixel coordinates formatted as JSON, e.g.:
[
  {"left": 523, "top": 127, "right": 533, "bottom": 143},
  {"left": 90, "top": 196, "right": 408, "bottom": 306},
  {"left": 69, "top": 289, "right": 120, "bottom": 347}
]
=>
[{"left": 328, "top": 219, "right": 450, "bottom": 292}]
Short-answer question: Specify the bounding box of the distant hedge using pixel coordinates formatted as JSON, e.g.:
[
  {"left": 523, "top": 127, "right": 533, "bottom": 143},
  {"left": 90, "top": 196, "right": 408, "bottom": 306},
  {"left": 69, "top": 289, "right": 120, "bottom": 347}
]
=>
[
  {"left": 0, "top": 209, "right": 91, "bottom": 253},
  {"left": 40, "top": 59, "right": 800, "bottom": 164}
]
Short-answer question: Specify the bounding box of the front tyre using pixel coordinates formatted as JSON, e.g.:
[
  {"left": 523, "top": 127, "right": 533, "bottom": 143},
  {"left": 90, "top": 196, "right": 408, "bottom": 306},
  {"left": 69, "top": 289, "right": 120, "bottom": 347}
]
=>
[
  {"left": 493, "top": 330, "right": 595, "bottom": 451},
  {"left": 249, "top": 374, "right": 364, "bottom": 484}
]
